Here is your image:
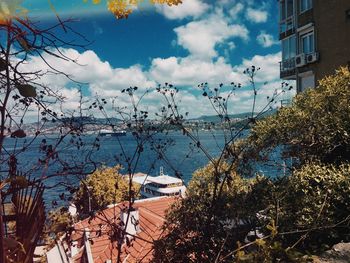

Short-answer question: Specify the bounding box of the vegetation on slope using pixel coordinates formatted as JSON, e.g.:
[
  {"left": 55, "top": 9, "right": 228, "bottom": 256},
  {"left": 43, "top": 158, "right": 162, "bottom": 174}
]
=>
[{"left": 154, "top": 67, "right": 350, "bottom": 262}]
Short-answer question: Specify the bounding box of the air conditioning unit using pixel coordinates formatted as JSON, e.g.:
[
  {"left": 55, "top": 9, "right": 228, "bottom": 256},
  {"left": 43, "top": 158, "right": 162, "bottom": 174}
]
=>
[
  {"left": 306, "top": 52, "right": 319, "bottom": 63},
  {"left": 295, "top": 54, "right": 306, "bottom": 67}
]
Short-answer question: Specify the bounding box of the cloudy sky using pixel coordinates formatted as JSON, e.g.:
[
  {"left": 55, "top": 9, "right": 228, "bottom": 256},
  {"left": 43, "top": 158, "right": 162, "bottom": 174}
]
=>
[{"left": 20, "top": 0, "right": 294, "bottom": 118}]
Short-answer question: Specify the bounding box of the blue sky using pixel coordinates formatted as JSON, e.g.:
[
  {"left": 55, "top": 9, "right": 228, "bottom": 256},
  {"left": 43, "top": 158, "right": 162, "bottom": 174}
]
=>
[{"left": 18, "top": 0, "right": 293, "bottom": 118}]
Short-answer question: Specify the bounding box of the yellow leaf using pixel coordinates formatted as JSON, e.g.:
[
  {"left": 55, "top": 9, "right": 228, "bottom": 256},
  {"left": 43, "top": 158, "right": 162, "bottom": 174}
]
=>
[
  {"left": 255, "top": 238, "right": 266, "bottom": 247},
  {"left": 0, "top": 0, "right": 27, "bottom": 22}
]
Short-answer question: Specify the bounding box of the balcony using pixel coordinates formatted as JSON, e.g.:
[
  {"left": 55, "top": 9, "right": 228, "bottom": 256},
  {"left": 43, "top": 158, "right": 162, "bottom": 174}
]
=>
[{"left": 280, "top": 58, "right": 296, "bottom": 79}]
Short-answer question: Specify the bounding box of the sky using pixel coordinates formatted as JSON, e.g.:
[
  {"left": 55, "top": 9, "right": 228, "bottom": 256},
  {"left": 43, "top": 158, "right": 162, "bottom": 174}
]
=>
[{"left": 15, "top": 0, "right": 294, "bottom": 119}]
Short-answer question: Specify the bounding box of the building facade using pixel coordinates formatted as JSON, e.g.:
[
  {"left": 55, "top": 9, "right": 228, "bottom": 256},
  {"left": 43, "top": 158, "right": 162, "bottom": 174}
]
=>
[{"left": 279, "top": 0, "right": 350, "bottom": 92}]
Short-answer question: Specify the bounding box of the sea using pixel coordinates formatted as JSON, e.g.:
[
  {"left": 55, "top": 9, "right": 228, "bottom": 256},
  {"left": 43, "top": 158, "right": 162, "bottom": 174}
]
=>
[{"left": 1, "top": 130, "right": 287, "bottom": 209}]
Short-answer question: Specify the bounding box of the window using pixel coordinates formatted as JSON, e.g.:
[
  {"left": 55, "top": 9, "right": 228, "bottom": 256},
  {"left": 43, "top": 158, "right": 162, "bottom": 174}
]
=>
[
  {"left": 282, "top": 35, "right": 296, "bottom": 61},
  {"left": 280, "top": 1, "right": 285, "bottom": 20},
  {"left": 300, "top": 32, "right": 314, "bottom": 54},
  {"left": 280, "top": 0, "right": 294, "bottom": 21},
  {"left": 287, "top": 0, "right": 294, "bottom": 17},
  {"left": 280, "top": 0, "right": 295, "bottom": 33},
  {"left": 300, "top": 0, "right": 312, "bottom": 13}
]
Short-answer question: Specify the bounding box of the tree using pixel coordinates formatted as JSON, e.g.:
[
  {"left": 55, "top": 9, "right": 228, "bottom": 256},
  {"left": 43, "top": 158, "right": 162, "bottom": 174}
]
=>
[
  {"left": 266, "top": 163, "right": 350, "bottom": 251},
  {"left": 74, "top": 165, "right": 140, "bottom": 216},
  {"left": 0, "top": 1, "right": 188, "bottom": 262},
  {"left": 245, "top": 67, "right": 350, "bottom": 166},
  {"left": 101, "top": 0, "right": 183, "bottom": 19},
  {"left": 0, "top": 7, "right": 96, "bottom": 262},
  {"left": 1, "top": 0, "right": 183, "bottom": 21},
  {"left": 44, "top": 207, "right": 73, "bottom": 246},
  {"left": 154, "top": 67, "right": 350, "bottom": 262},
  {"left": 154, "top": 161, "right": 273, "bottom": 263}
]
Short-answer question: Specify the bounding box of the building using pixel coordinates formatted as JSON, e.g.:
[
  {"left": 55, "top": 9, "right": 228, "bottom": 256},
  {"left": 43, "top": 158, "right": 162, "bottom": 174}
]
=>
[
  {"left": 279, "top": 0, "right": 350, "bottom": 92},
  {"left": 132, "top": 168, "right": 186, "bottom": 199},
  {"left": 46, "top": 196, "right": 177, "bottom": 263}
]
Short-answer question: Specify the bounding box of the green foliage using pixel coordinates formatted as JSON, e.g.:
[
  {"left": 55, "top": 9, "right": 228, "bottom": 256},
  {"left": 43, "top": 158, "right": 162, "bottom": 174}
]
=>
[
  {"left": 248, "top": 67, "right": 350, "bottom": 165},
  {"left": 233, "top": 162, "right": 350, "bottom": 260},
  {"left": 156, "top": 162, "right": 350, "bottom": 262},
  {"left": 234, "top": 238, "right": 313, "bottom": 263},
  {"left": 268, "top": 163, "right": 350, "bottom": 251},
  {"left": 44, "top": 207, "right": 73, "bottom": 247},
  {"left": 156, "top": 67, "right": 350, "bottom": 261},
  {"left": 74, "top": 166, "right": 140, "bottom": 215},
  {"left": 154, "top": 162, "right": 273, "bottom": 263},
  {"left": 47, "top": 207, "right": 72, "bottom": 234}
]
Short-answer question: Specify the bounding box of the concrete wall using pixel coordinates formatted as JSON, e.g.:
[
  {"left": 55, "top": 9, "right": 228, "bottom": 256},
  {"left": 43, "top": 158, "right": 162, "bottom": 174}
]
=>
[{"left": 313, "top": 0, "right": 350, "bottom": 82}]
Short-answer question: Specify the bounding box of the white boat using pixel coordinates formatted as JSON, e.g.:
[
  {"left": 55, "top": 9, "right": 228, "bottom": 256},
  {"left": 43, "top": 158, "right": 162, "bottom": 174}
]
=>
[
  {"left": 99, "top": 129, "right": 126, "bottom": 136},
  {"left": 132, "top": 167, "right": 186, "bottom": 198}
]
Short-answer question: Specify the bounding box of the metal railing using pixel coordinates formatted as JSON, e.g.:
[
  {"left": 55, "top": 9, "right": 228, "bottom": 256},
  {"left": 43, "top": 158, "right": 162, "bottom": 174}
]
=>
[
  {"left": 280, "top": 58, "right": 296, "bottom": 71},
  {"left": 280, "top": 57, "right": 296, "bottom": 78}
]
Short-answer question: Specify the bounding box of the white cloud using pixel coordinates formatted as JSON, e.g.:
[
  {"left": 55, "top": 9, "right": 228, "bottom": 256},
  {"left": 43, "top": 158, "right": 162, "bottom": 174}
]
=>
[
  {"left": 21, "top": 49, "right": 112, "bottom": 88},
  {"left": 21, "top": 48, "right": 155, "bottom": 96},
  {"left": 229, "top": 3, "right": 244, "bottom": 18},
  {"left": 16, "top": 48, "right": 156, "bottom": 120},
  {"left": 89, "top": 65, "right": 156, "bottom": 97},
  {"left": 18, "top": 47, "right": 289, "bottom": 120},
  {"left": 174, "top": 15, "right": 249, "bottom": 59},
  {"left": 149, "top": 56, "right": 243, "bottom": 86},
  {"left": 13, "top": 0, "right": 291, "bottom": 121},
  {"left": 57, "top": 87, "right": 82, "bottom": 112},
  {"left": 149, "top": 51, "right": 290, "bottom": 116},
  {"left": 235, "top": 52, "right": 282, "bottom": 83},
  {"left": 245, "top": 7, "right": 268, "bottom": 23},
  {"left": 155, "top": 0, "right": 210, "bottom": 20},
  {"left": 257, "top": 31, "right": 278, "bottom": 48}
]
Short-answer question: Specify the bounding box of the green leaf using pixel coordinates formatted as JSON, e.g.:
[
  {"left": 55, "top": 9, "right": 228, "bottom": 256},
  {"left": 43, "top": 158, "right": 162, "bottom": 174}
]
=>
[{"left": 16, "top": 84, "right": 37, "bottom": 97}]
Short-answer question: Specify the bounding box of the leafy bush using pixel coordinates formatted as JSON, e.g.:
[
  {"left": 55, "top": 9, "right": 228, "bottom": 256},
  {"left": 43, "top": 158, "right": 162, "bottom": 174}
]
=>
[
  {"left": 248, "top": 67, "right": 350, "bottom": 165},
  {"left": 155, "top": 67, "right": 350, "bottom": 262},
  {"left": 43, "top": 207, "right": 73, "bottom": 248},
  {"left": 268, "top": 163, "right": 350, "bottom": 251},
  {"left": 154, "top": 162, "right": 273, "bottom": 262},
  {"left": 74, "top": 166, "right": 140, "bottom": 216}
]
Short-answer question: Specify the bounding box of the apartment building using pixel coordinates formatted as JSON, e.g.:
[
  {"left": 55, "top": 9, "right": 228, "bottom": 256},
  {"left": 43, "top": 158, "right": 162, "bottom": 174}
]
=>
[{"left": 279, "top": 0, "right": 350, "bottom": 92}]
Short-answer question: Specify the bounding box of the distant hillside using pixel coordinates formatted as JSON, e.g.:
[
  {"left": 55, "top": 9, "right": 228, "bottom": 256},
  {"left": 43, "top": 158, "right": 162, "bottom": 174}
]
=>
[
  {"left": 193, "top": 109, "right": 277, "bottom": 123},
  {"left": 24, "top": 117, "right": 122, "bottom": 129},
  {"left": 59, "top": 116, "right": 121, "bottom": 125}
]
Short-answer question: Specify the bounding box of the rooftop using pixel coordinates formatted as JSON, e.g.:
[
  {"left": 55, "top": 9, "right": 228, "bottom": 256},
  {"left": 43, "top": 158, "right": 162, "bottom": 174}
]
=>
[
  {"left": 68, "top": 196, "right": 177, "bottom": 263},
  {"left": 148, "top": 175, "right": 183, "bottom": 185},
  {"left": 132, "top": 174, "right": 183, "bottom": 186}
]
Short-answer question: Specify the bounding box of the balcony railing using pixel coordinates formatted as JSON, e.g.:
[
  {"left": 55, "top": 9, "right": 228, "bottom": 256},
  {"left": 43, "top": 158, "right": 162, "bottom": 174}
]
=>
[{"left": 280, "top": 57, "right": 296, "bottom": 79}]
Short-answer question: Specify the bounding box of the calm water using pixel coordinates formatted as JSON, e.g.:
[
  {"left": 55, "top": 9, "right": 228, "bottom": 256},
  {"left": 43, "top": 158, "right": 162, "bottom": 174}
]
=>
[{"left": 1, "top": 130, "right": 286, "bottom": 208}]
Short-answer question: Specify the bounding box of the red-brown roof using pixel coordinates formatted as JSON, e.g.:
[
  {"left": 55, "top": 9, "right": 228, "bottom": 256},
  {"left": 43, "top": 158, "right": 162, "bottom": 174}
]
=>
[{"left": 70, "top": 196, "right": 177, "bottom": 263}]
